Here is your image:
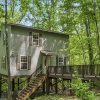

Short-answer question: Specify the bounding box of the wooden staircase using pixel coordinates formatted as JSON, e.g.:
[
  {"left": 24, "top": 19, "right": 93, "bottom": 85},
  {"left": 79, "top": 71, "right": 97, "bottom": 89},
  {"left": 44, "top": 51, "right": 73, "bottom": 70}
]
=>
[{"left": 16, "top": 74, "right": 47, "bottom": 100}]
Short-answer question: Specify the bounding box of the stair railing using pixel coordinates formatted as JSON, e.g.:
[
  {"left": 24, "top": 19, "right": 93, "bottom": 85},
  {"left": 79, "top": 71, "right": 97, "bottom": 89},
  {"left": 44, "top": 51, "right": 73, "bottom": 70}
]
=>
[{"left": 17, "top": 66, "right": 47, "bottom": 98}]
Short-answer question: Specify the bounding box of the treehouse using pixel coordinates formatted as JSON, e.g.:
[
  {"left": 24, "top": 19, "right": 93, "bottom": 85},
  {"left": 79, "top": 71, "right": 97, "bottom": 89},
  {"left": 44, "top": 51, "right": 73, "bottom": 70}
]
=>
[
  {"left": 0, "top": 23, "right": 69, "bottom": 99},
  {"left": 0, "top": 23, "right": 69, "bottom": 77}
]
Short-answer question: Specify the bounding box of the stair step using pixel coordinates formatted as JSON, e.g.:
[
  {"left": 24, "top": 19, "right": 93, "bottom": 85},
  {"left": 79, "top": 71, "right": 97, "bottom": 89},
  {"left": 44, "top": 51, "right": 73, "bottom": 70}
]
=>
[
  {"left": 21, "top": 91, "right": 28, "bottom": 95},
  {"left": 19, "top": 93, "right": 26, "bottom": 97},
  {"left": 24, "top": 89, "right": 30, "bottom": 92},
  {"left": 18, "top": 96, "right": 24, "bottom": 100},
  {"left": 28, "top": 85, "right": 36, "bottom": 88},
  {"left": 26, "top": 88, "right": 32, "bottom": 91}
]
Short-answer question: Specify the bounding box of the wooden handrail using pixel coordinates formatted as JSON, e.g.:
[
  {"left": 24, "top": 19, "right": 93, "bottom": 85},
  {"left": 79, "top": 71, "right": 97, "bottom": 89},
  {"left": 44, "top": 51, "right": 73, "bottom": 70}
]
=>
[
  {"left": 48, "top": 65, "right": 100, "bottom": 78},
  {"left": 17, "top": 66, "right": 47, "bottom": 98}
]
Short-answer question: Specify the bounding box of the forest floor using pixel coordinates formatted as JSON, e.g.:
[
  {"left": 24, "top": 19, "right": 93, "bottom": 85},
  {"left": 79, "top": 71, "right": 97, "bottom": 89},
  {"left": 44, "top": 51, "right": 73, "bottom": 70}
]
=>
[
  {"left": 34, "top": 95, "right": 78, "bottom": 100},
  {"left": 31, "top": 86, "right": 100, "bottom": 100},
  {"left": 33, "top": 95, "right": 100, "bottom": 100}
]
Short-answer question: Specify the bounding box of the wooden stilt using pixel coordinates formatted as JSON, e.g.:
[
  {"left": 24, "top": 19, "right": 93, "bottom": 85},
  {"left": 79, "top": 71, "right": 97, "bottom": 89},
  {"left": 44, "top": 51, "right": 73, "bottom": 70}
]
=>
[
  {"left": 69, "top": 80, "right": 72, "bottom": 95},
  {"left": 43, "top": 81, "right": 45, "bottom": 93},
  {"left": 12, "top": 78, "right": 14, "bottom": 91},
  {"left": 62, "top": 78, "right": 64, "bottom": 93},
  {"left": 55, "top": 78, "right": 58, "bottom": 94},
  {"left": 18, "top": 78, "right": 19, "bottom": 90},
  {"left": 50, "top": 78, "right": 53, "bottom": 91},
  {"left": 46, "top": 78, "right": 50, "bottom": 94},
  {"left": 0, "top": 76, "right": 2, "bottom": 98}
]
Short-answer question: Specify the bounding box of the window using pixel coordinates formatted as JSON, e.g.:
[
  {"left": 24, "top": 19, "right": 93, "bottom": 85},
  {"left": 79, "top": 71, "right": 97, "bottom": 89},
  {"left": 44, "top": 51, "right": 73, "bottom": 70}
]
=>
[
  {"left": 33, "top": 33, "right": 39, "bottom": 46},
  {"left": 2, "top": 56, "right": 6, "bottom": 69},
  {"left": 58, "top": 57, "right": 64, "bottom": 66},
  {"left": 29, "top": 32, "right": 42, "bottom": 46},
  {"left": 20, "top": 56, "right": 28, "bottom": 69}
]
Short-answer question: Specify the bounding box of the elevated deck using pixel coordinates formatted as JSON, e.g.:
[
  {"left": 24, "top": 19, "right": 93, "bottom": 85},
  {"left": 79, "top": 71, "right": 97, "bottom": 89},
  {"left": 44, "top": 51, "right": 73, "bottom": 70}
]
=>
[{"left": 48, "top": 65, "right": 100, "bottom": 81}]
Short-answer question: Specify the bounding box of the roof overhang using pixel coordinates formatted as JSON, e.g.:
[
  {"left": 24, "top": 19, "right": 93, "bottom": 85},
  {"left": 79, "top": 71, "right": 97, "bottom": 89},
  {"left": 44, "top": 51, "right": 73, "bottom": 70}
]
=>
[
  {"left": 4, "top": 23, "right": 69, "bottom": 37},
  {"left": 41, "top": 50, "right": 56, "bottom": 56}
]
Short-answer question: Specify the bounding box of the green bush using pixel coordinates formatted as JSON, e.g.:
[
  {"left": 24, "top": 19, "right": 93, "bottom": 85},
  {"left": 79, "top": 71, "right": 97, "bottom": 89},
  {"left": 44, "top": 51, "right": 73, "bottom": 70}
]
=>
[{"left": 71, "top": 72, "right": 95, "bottom": 100}]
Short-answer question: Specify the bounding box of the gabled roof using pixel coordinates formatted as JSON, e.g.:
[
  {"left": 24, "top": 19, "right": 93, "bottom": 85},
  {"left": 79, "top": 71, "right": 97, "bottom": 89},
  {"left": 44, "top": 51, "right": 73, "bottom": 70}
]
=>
[{"left": 8, "top": 23, "right": 69, "bottom": 37}]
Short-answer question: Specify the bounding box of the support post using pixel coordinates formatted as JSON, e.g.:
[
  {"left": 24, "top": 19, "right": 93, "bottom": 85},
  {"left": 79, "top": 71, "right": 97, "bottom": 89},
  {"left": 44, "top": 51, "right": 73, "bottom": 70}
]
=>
[
  {"left": 50, "top": 78, "right": 53, "bottom": 91},
  {"left": 46, "top": 78, "right": 50, "bottom": 94},
  {"left": 62, "top": 78, "right": 64, "bottom": 93},
  {"left": 12, "top": 78, "right": 15, "bottom": 91},
  {"left": 0, "top": 76, "right": 2, "bottom": 98},
  {"left": 55, "top": 78, "right": 58, "bottom": 94},
  {"left": 18, "top": 78, "right": 19, "bottom": 90},
  {"left": 43, "top": 81, "right": 45, "bottom": 93},
  {"left": 69, "top": 80, "right": 73, "bottom": 95}
]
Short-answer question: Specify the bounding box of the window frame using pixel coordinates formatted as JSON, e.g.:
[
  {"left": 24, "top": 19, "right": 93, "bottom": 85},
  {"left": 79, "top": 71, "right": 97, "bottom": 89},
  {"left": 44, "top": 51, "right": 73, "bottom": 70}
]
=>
[
  {"left": 20, "top": 55, "right": 28, "bottom": 70},
  {"left": 32, "top": 33, "right": 39, "bottom": 46},
  {"left": 58, "top": 57, "right": 65, "bottom": 66}
]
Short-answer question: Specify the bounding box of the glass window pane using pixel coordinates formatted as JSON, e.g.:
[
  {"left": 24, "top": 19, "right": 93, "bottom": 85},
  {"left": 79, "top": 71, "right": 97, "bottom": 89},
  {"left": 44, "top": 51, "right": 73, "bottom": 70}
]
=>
[
  {"left": 21, "top": 56, "right": 27, "bottom": 62},
  {"left": 21, "top": 63, "right": 27, "bottom": 69},
  {"left": 33, "top": 33, "right": 39, "bottom": 46},
  {"left": 20, "top": 56, "right": 28, "bottom": 69},
  {"left": 58, "top": 57, "right": 64, "bottom": 66}
]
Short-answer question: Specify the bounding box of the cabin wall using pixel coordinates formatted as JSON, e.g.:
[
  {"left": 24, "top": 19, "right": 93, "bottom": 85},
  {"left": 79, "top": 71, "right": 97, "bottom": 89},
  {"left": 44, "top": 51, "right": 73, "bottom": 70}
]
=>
[
  {"left": 9, "top": 26, "right": 68, "bottom": 76},
  {"left": 42, "top": 33, "right": 69, "bottom": 66},
  {"left": 10, "top": 27, "right": 42, "bottom": 76}
]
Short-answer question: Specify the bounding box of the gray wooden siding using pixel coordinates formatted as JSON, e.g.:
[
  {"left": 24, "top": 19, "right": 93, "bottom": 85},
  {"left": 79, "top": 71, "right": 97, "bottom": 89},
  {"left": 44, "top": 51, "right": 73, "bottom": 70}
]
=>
[
  {"left": 10, "top": 27, "right": 42, "bottom": 76},
  {"left": 10, "top": 26, "right": 68, "bottom": 76},
  {"left": 42, "top": 32, "right": 68, "bottom": 66},
  {"left": 0, "top": 24, "right": 68, "bottom": 76}
]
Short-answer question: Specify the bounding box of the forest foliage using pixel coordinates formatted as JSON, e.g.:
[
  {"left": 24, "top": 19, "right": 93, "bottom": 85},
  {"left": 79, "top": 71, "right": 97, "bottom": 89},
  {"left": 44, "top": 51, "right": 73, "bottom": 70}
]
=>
[{"left": 0, "top": 0, "right": 100, "bottom": 65}]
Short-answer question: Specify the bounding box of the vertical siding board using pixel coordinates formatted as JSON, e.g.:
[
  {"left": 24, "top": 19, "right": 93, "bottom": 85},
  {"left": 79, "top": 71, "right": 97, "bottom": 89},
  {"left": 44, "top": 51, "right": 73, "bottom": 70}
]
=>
[
  {"left": 16, "top": 55, "right": 20, "bottom": 70},
  {"left": 29, "top": 32, "right": 32, "bottom": 46},
  {"left": 39, "top": 33, "right": 42, "bottom": 46}
]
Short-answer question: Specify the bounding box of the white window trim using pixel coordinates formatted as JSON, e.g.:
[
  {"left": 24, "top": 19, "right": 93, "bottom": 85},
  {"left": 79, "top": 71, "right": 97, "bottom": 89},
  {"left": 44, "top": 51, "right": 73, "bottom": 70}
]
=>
[
  {"left": 20, "top": 55, "right": 28, "bottom": 70},
  {"left": 58, "top": 57, "right": 64, "bottom": 66},
  {"left": 32, "top": 33, "right": 39, "bottom": 46}
]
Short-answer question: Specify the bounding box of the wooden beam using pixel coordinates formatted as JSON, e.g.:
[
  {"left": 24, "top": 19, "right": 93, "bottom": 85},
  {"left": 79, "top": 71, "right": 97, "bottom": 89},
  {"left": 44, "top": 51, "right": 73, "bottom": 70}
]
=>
[
  {"left": 62, "top": 78, "right": 64, "bottom": 93},
  {"left": 69, "top": 80, "right": 73, "bottom": 95},
  {"left": 42, "top": 81, "right": 45, "bottom": 93},
  {"left": 0, "top": 76, "right": 2, "bottom": 98},
  {"left": 12, "top": 78, "right": 15, "bottom": 91},
  {"left": 18, "top": 78, "right": 19, "bottom": 90},
  {"left": 55, "top": 78, "right": 58, "bottom": 94},
  {"left": 46, "top": 78, "right": 50, "bottom": 94}
]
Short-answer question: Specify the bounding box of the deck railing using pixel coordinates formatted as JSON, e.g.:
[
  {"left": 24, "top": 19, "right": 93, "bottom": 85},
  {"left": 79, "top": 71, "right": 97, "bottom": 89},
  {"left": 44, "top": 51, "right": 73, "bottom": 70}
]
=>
[{"left": 48, "top": 65, "right": 100, "bottom": 78}]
